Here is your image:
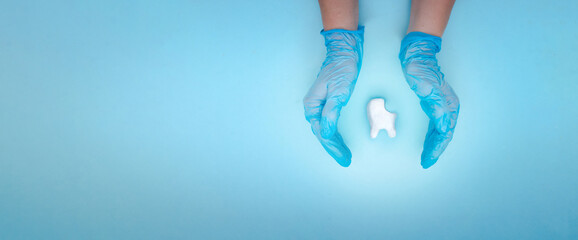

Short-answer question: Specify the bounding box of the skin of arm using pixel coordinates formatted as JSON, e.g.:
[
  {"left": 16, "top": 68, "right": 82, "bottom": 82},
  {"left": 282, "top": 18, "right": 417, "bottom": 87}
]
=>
[
  {"left": 318, "top": 0, "right": 359, "bottom": 31},
  {"left": 407, "top": 0, "right": 456, "bottom": 37}
]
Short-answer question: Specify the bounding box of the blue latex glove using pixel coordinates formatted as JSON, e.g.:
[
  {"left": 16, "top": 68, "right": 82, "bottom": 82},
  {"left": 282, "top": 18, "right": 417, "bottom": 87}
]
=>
[
  {"left": 399, "top": 32, "right": 460, "bottom": 169},
  {"left": 303, "top": 27, "right": 364, "bottom": 167}
]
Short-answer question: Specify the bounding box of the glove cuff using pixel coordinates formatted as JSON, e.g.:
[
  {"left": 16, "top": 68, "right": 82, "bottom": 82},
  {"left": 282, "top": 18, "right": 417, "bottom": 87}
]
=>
[
  {"left": 320, "top": 26, "right": 365, "bottom": 49},
  {"left": 399, "top": 31, "right": 442, "bottom": 61},
  {"left": 320, "top": 26, "right": 365, "bottom": 35},
  {"left": 319, "top": 26, "right": 364, "bottom": 68}
]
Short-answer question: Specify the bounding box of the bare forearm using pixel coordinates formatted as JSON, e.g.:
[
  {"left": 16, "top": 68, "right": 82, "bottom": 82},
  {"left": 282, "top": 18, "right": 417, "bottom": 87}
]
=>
[
  {"left": 318, "top": 0, "right": 359, "bottom": 31},
  {"left": 407, "top": 0, "right": 455, "bottom": 37}
]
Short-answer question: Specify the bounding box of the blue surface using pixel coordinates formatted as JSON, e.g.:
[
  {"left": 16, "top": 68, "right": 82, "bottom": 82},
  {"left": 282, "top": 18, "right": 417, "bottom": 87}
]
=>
[{"left": 1, "top": 0, "right": 577, "bottom": 239}]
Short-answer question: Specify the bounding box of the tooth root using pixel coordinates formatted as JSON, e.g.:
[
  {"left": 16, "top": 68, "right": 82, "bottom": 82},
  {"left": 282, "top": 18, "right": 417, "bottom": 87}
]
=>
[
  {"left": 367, "top": 98, "right": 397, "bottom": 139},
  {"left": 386, "top": 128, "right": 396, "bottom": 138},
  {"left": 385, "top": 113, "right": 397, "bottom": 138},
  {"left": 370, "top": 126, "right": 380, "bottom": 139}
]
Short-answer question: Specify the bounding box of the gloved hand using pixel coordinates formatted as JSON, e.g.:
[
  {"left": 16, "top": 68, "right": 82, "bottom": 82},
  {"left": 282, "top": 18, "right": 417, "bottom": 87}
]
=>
[
  {"left": 399, "top": 32, "right": 460, "bottom": 169},
  {"left": 303, "top": 27, "right": 364, "bottom": 167}
]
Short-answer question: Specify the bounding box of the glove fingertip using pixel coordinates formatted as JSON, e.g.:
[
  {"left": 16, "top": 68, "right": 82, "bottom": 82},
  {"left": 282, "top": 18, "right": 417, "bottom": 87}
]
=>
[
  {"left": 326, "top": 144, "right": 351, "bottom": 167},
  {"left": 336, "top": 152, "right": 352, "bottom": 167},
  {"left": 339, "top": 159, "right": 351, "bottom": 167},
  {"left": 420, "top": 154, "right": 438, "bottom": 169}
]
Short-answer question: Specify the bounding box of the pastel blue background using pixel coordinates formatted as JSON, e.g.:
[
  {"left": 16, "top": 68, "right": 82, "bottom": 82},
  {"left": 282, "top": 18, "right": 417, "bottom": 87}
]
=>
[{"left": 1, "top": 0, "right": 577, "bottom": 239}]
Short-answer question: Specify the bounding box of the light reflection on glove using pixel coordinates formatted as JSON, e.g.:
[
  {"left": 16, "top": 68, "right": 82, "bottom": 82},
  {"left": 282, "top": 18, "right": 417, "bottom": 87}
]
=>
[
  {"left": 303, "top": 27, "right": 364, "bottom": 167},
  {"left": 399, "top": 32, "right": 460, "bottom": 169}
]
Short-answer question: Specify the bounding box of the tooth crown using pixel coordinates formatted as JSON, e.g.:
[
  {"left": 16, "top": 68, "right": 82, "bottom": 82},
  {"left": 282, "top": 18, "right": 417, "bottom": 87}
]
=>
[{"left": 367, "top": 98, "right": 397, "bottom": 139}]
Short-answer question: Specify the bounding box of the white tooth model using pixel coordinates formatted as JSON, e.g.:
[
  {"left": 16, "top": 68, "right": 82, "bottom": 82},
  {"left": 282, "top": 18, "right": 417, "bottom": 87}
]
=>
[{"left": 367, "top": 98, "right": 397, "bottom": 139}]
